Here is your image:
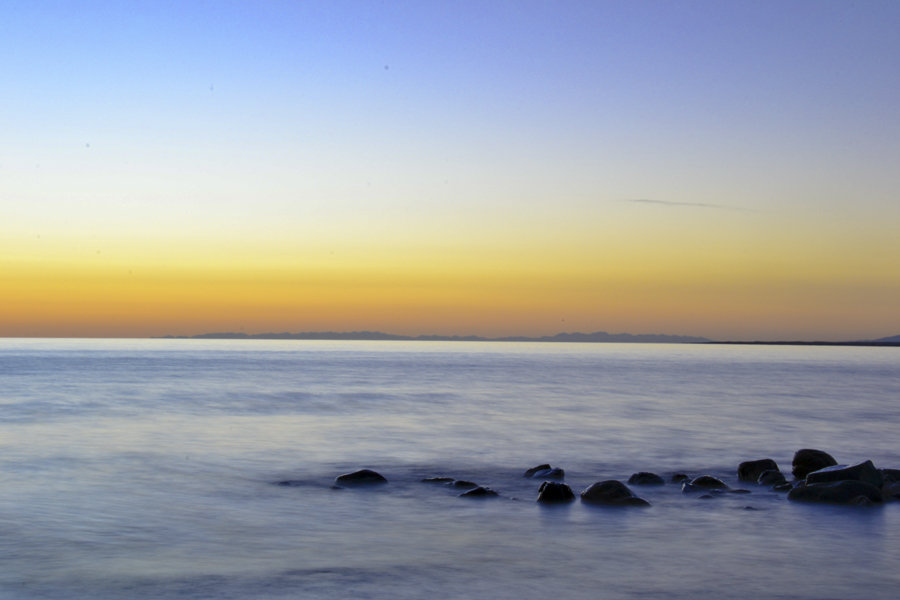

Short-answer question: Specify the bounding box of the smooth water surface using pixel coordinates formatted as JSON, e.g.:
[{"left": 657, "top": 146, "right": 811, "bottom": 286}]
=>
[{"left": 1, "top": 339, "right": 898, "bottom": 599}]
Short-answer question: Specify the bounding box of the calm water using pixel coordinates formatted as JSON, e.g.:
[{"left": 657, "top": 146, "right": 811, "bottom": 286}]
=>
[{"left": 1, "top": 338, "right": 898, "bottom": 599}]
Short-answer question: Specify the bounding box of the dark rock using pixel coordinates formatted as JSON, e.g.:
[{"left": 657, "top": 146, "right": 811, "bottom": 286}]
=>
[
  {"left": 524, "top": 464, "right": 564, "bottom": 479},
  {"left": 459, "top": 486, "right": 498, "bottom": 498},
  {"left": 671, "top": 473, "right": 690, "bottom": 483},
  {"left": 773, "top": 482, "right": 794, "bottom": 493},
  {"left": 449, "top": 480, "right": 478, "bottom": 489},
  {"left": 805, "top": 460, "right": 883, "bottom": 488},
  {"left": 883, "top": 481, "right": 900, "bottom": 500},
  {"left": 758, "top": 470, "right": 787, "bottom": 486},
  {"left": 421, "top": 476, "right": 454, "bottom": 483},
  {"left": 879, "top": 468, "right": 900, "bottom": 484},
  {"left": 682, "top": 475, "right": 728, "bottom": 493},
  {"left": 628, "top": 472, "right": 665, "bottom": 485},
  {"left": 787, "top": 480, "right": 884, "bottom": 505},
  {"left": 792, "top": 449, "right": 837, "bottom": 480},
  {"left": 738, "top": 458, "right": 780, "bottom": 482},
  {"left": 580, "top": 480, "right": 650, "bottom": 506},
  {"left": 524, "top": 464, "right": 552, "bottom": 477},
  {"left": 537, "top": 481, "right": 576, "bottom": 503},
  {"left": 851, "top": 496, "right": 875, "bottom": 506},
  {"left": 334, "top": 469, "right": 388, "bottom": 485}
]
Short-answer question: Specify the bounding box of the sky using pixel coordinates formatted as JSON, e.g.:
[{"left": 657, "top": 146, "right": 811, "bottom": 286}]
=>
[{"left": 2, "top": 0, "right": 899, "bottom": 341}]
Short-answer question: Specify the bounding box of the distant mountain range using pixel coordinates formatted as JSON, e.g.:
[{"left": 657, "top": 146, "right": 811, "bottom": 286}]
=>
[{"left": 175, "top": 330, "right": 711, "bottom": 343}]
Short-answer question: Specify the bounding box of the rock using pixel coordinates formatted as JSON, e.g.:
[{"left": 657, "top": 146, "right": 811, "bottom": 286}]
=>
[
  {"left": 628, "top": 472, "right": 665, "bottom": 485},
  {"left": 879, "top": 468, "right": 900, "bottom": 484},
  {"left": 758, "top": 470, "right": 787, "bottom": 486},
  {"left": 334, "top": 469, "right": 387, "bottom": 485},
  {"left": 738, "top": 458, "right": 780, "bottom": 482},
  {"left": 883, "top": 481, "right": 900, "bottom": 500},
  {"left": 682, "top": 475, "right": 728, "bottom": 493},
  {"left": 671, "top": 473, "right": 690, "bottom": 483},
  {"left": 459, "top": 486, "right": 498, "bottom": 498},
  {"left": 788, "top": 480, "right": 883, "bottom": 505},
  {"left": 805, "top": 460, "right": 883, "bottom": 488},
  {"left": 524, "top": 464, "right": 552, "bottom": 477},
  {"left": 791, "top": 449, "right": 837, "bottom": 480},
  {"left": 773, "top": 482, "right": 794, "bottom": 492},
  {"left": 421, "top": 476, "right": 454, "bottom": 483},
  {"left": 524, "top": 464, "right": 565, "bottom": 479},
  {"left": 537, "top": 481, "right": 576, "bottom": 503},
  {"left": 449, "top": 480, "right": 478, "bottom": 489},
  {"left": 580, "top": 480, "right": 650, "bottom": 507}
]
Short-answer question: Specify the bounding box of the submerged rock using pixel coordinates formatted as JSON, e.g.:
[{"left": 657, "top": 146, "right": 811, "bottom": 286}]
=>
[
  {"left": 805, "top": 460, "right": 883, "bottom": 488},
  {"left": 738, "top": 458, "right": 780, "bottom": 483},
  {"left": 524, "top": 464, "right": 552, "bottom": 477},
  {"left": 537, "top": 481, "right": 576, "bottom": 504},
  {"left": 628, "top": 472, "right": 665, "bottom": 485},
  {"left": 334, "top": 469, "right": 388, "bottom": 485},
  {"left": 792, "top": 449, "right": 837, "bottom": 480},
  {"left": 421, "top": 476, "right": 455, "bottom": 483},
  {"left": 459, "top": 486, "right": 498, "bottom": 498},
  {"left": 581, "top": 480, "right": 650, "bottom": 507},
  {"left": 449, "top": 480, "right": 478, "bottom": 489},
  {"left": 788, "top": 480, "right": 884, "bottom": 505},
  {"left": 671, "top": 473, "right": 691, "bottom": 483},
  {"left": 524, "top": 464, "right": 565, "bottom": 480},
  {"left": 758, "top": 470, "right": 787, "bottom": 487},
  {"left": 682, "top": 475, "right": 729, "bottom": 493}
]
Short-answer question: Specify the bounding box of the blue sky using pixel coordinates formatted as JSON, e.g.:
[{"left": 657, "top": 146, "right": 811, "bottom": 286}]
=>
[{"left": 3, "top": 1, "right": 899, "bottom": 339}]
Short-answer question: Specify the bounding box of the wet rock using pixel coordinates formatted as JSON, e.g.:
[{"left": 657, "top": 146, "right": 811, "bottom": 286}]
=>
[
  {"left": 758, "top": 470, "right": 787, "bottom": 486},
  {"left": 883, "top": 481, "right": 900, "bottom": 500},
  {"left": 805, "top": 460, "right": 883, "bottom": 488},
  {"left": 537, "top": 481, "right": 576, "bottom": 504},
  {"left": 580, "top": 480, "right": 650, "bottom": 507},
  {"left": 524, "top": 464, "right": 564, "bottom": 479},
  {"left": 788, "top": 480, "right": 883, "bottom": 505},
  {"left": 738, "top": 458, "right": 780, "bottom": 482},
  {"left": 334, "top": 469, "right": 388, "bottom": 485},
  {"left": 628, "top": 472, "right": 665, "bottom": 485},
  {"left": 671, "top": 473, "right": 690, "bottom": 483},
  {"left": 524, "top": 464, "right": 552, "bottom": 477},
  {"left": 773, "top": 482, "right": 794, "bottom": 493},
  {"left": 421, "top": 476, "right": 454, "bottom": 483},
  {"left": 879, "top": 469, "right": 900, "bottom": 484},
  {"left": 682, "top": 475, "right": 728, "bottom": 493},
  {"left": 459, "top": 486, "right": 498, "bottom": 498},
  {"left": 449, "top": 480, "right": 478, "bottom": 489},
  {"left": 881, "top": 470, "right": 900, "bottom": 500},
  {"left": 792, "top": 449, "right": 837, "bottom": 480}
]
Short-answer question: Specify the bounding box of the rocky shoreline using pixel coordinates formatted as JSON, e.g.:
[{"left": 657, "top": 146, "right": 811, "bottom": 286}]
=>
[{"left": 312, "top": 449, "right": 900, "bottom": 507}]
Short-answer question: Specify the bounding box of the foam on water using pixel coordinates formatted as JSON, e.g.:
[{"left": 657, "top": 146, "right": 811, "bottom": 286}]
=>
[{"left": 1, "top": 339, "right": 899, "bottom": 599}]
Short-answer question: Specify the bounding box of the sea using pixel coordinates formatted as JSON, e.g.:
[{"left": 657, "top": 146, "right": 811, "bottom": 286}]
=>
[{"left": 1, "top": 338, "right": 898, "bottom": 599}]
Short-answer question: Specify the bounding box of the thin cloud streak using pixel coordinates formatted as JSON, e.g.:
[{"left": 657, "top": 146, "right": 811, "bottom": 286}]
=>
[{"left": 626, "top": 198, "right": 756, "bottom": 212}]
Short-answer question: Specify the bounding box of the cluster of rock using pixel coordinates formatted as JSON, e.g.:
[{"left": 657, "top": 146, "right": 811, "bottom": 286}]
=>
[{"left": 322, "top": 448, "right": 899, "bottom": 507}]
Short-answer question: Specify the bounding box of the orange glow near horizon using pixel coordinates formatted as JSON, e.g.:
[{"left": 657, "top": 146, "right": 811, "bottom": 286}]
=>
[{"left": 3, "top": 216, "right": 898, "bottom": 341}]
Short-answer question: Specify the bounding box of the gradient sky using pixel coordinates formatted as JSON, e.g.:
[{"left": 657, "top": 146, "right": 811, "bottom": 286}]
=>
[{"left": 2, "top": 1, "right": 899, "bottom": 340}]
